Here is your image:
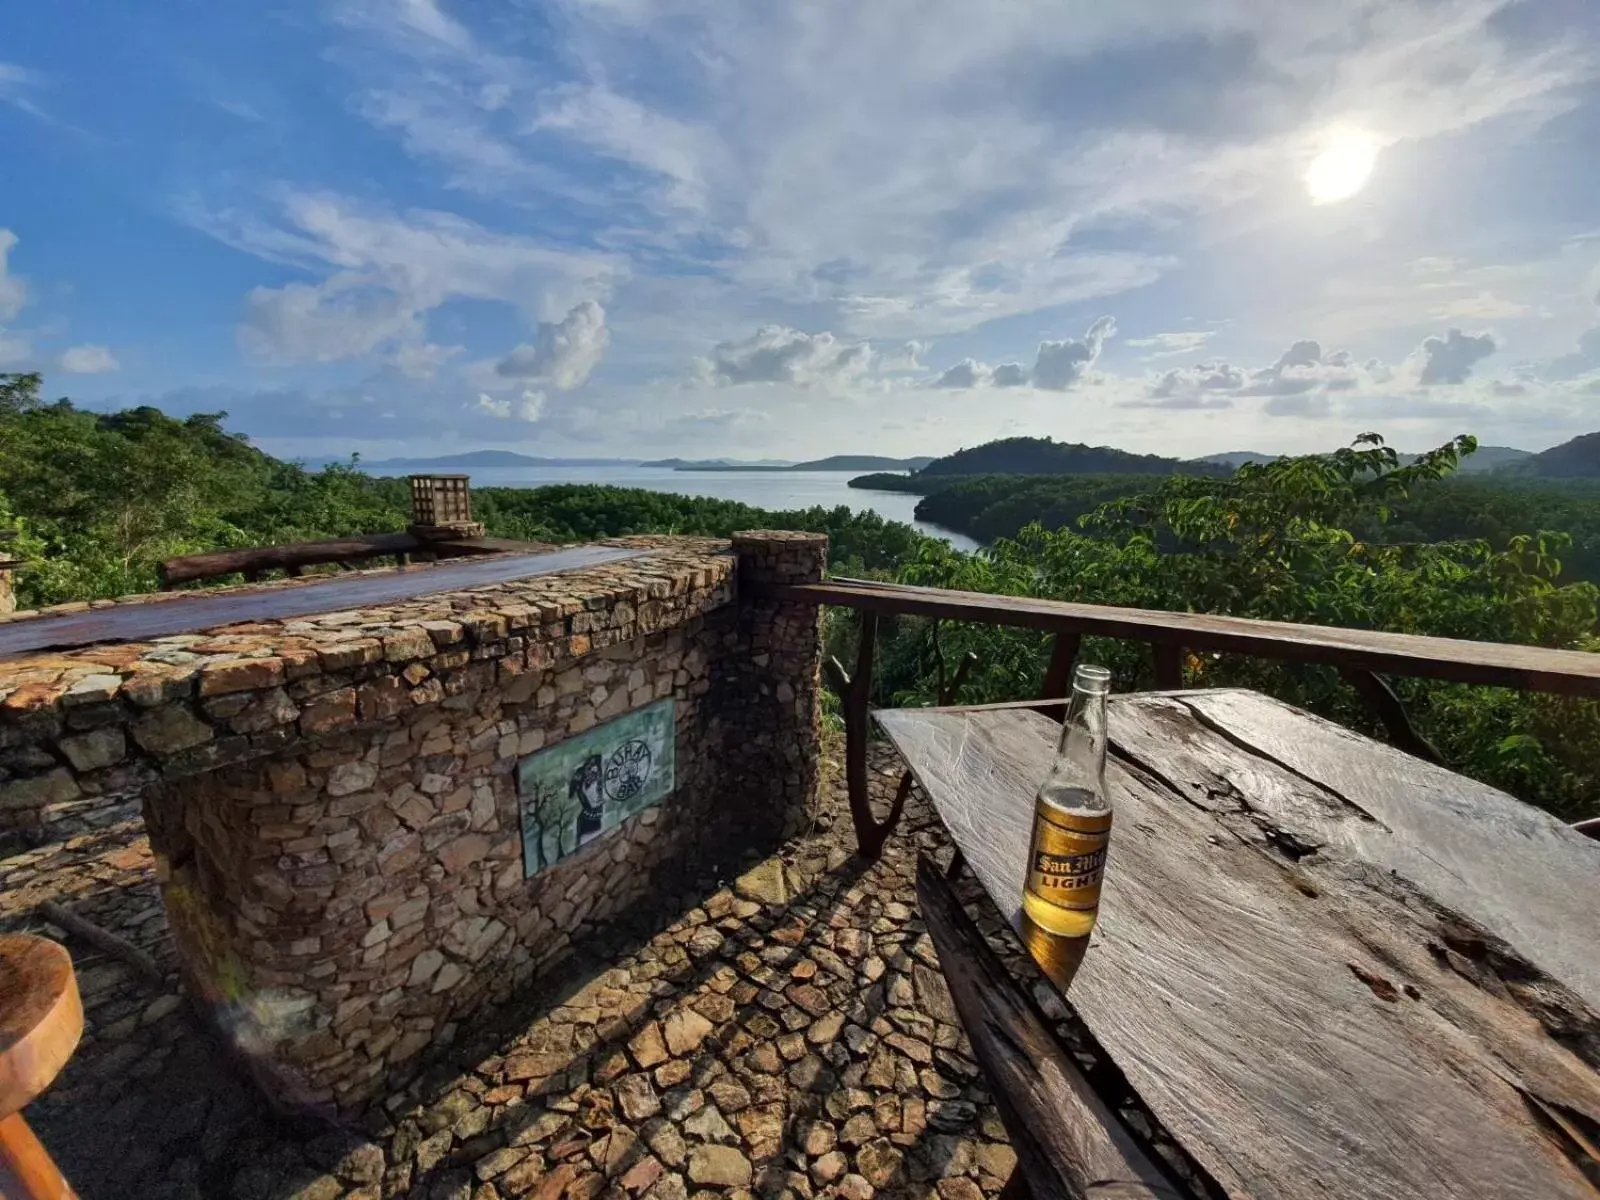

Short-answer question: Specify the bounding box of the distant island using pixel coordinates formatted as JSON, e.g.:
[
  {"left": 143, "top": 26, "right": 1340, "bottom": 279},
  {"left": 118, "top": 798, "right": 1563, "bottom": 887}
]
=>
[
  {"left": 351, "top": 450, "right": 935, "bottom": 474},
  {"left": 1187, "top": 451, "right": 1279, "bottom": 469},
  {"left": 917, "top": 437, "right": 1224, "bottom": 479},
  {"left": 356, "top": 450, "right": 642, "bottom": 471},
  {"left": 665, "top": 455, "right": 935, "bottom": 473},
  {"left": 639, "top": 457, "right": 794, "bottom": 469}
]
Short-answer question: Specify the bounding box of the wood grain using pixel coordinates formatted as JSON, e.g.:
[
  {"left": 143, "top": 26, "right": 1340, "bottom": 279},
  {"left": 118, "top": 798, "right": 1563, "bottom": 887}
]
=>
[
  {"left": 765, "top": 579, "right": 1600, "bottom": 697},
  {"left": 915, "top": 856, "right": 1185, "bottom": 1199},
  {"left": 879, "top": 691, "right": 1600, "bottom": 1199},
  {"left": 0, "top": 936, "right": 82, "bottom": 1120}
]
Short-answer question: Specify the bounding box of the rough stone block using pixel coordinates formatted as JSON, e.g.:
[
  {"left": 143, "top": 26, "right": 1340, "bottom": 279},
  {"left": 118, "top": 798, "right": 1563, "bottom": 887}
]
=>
[{"left": 200, "top": 657, "right": 285, "bottom": 696}]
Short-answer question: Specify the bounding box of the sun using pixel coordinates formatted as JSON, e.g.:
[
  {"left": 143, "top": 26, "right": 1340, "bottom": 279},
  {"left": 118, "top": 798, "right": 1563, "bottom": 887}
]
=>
[{"left": 1305, "top": 130, "right": 1380, "bottom": 204}]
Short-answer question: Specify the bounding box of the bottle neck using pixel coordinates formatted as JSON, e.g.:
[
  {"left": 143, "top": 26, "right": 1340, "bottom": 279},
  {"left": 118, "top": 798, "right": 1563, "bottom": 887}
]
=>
[{"left": 1052, "top": 684, "right": 1109, "bottom": 795}]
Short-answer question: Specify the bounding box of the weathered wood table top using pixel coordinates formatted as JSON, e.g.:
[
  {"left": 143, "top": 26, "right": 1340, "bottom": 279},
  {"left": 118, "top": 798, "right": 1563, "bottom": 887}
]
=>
[{"left": 878, "top": 689, "right": 1600, "bottom": 1200}]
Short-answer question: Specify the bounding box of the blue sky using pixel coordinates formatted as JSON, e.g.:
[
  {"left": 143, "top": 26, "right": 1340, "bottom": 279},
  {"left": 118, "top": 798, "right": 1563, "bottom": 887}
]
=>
[{"left": 3, "top": 0, "right": 1600, "bottom": 460}]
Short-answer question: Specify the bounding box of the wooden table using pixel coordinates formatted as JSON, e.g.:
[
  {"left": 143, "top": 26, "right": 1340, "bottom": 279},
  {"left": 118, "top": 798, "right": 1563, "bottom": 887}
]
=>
[{"left": 878, "top": 689, "right": 1600, "bottom": 1200}]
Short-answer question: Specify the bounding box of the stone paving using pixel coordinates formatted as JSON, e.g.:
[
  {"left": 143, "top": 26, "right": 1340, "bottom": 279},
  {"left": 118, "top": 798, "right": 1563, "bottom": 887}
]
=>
[{"left": 0, "top": 741, "right": 1085, "bottom": 1200}]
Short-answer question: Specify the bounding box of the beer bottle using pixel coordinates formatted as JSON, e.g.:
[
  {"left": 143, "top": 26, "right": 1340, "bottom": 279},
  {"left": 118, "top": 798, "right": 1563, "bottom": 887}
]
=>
[{"left": 1022, "top": 663, "right": 1112, "bottom": 939}]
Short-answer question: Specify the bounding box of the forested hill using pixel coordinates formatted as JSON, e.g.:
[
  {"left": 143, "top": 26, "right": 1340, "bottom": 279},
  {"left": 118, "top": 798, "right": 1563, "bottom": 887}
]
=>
[
  {"left": 919, "top": 436, "right": 1226, "bottom": 477},
  {"left": 0, "top": 372, "right": 930, "bottom": 607},
  {"left": 1513, "top": 431, "right": 1600, "bottom": 478}
]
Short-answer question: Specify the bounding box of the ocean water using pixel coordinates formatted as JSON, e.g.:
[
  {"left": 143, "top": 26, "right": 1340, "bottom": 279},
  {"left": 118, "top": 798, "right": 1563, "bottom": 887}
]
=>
[{"left": 397, "top": 465, "right": 981, "bottom": 552}]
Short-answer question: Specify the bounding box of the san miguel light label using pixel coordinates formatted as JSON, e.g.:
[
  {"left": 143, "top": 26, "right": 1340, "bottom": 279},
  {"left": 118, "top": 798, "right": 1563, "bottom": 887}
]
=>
[{"left": 1024, "top": 806, "right": 1111, "bottom": 921}]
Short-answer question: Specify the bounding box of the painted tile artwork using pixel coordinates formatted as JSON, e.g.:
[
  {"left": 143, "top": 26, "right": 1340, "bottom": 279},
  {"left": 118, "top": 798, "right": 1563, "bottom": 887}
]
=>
[{"left": 517, "top": 699, "right": 676, "bottom": 878}]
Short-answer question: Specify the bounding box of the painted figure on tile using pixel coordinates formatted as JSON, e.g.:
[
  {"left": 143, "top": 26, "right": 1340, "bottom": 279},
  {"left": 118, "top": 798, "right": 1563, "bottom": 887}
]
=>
[{"left": 571, "top": 754, "right": 605, "bottom": 845}]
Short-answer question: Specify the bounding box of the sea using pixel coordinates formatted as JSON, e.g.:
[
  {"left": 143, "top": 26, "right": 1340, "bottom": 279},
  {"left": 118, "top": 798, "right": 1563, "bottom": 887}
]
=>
[{"left": 395, "top": 465, "right": 982, "bottom": 552}]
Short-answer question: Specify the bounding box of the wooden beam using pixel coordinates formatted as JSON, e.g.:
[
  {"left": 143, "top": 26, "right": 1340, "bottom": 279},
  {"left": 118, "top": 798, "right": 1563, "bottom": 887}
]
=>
[
  {"left": 756, "top": 579, "right": 1600, "bottom": 699},
  {"left": 159, "top": 533, "right": 425, "bottom": 587},
  {"left": 914, "top": 856, "right": 1185, "bottom": 1200}
]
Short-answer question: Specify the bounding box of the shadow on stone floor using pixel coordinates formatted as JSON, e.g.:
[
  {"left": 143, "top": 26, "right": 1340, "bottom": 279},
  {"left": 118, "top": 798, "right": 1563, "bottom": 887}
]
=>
[{"left": 7, "top": 749, "right": 1028, "bottom": 1200}]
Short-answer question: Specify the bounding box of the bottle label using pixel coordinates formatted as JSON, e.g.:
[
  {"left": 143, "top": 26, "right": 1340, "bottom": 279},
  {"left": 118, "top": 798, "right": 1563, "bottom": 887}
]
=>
[{"left": 1025, "top": 807, "right": 1111, "bottom": 912}]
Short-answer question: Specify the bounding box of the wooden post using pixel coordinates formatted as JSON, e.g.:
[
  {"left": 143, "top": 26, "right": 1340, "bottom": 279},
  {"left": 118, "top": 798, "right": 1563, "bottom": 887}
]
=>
[
  {"left": 1339, "top": 667, "right": 1446, "bottom": 766},
  {"left": 1040, "top": 631, "right": 1082, "bottom": 721},
  {"left": 1152, "top": 643, "right": 1184, "bottom": 690},
  {"left": 0, "top": 1113, "right": 78, "bottom": 1199},
  {"left": 845, "top": 611, "right": 884, "bottom": 858}
]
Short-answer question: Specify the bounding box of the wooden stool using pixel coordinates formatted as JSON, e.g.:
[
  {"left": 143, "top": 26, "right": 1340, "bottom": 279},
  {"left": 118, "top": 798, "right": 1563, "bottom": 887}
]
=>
[{"left": 0, "top": 935, "right": 83, "bottom": 1200}]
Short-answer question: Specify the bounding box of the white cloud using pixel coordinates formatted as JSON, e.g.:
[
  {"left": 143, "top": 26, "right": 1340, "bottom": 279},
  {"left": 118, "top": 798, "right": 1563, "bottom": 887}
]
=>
[
  {"left": 475, "top": 388, "right": 546, "bottom": 420},
  {"left": 1428, "top": 291, "right": 1535, "bottom": 321},
  {"left": 58, "top": 344, "right": 119, "bottom": 374},
  {"left": 0, "top": 230, "right": 27, "bottom": 323},
  {"left": 516, "top": 389, "right": 546, "bottom": 421},
  {"left": 241, "top": 277, "right": 420, "bottom": 366},
  {"left": 932, "top": 359, "right": 987, "bottom": 389},
  {"left": 694, "top": 326, "right": 871, "bottom": 387},
  {"left": 1411, "top": 327, "right": 1498, "bottom": 385},
  {"left": 0, "top": 229, "right": 32, "bottom": 366},
  {"left": 496, "top": 300, "right": 610, "bottom": 390},
  {"left": 877, "top": 341, "right": 928, "bottom": 372},
  {"left": 0, "top": 63, "right": 48, "bottom": 121},
  {"left": 670, "top": 407, "right": 771, "bottom": 429},
  {"left": 931, "top": 357, "right": 1028, "bottom": 389},
  {"left": 1126, "top": 330, "right": 1214, "bottom": 358},
  {"left": 1147, "top": 362, "right": 1248, "bottom": 401},
  {"left": 324, "top": 0, "right": 1593, "bottom": 351},
  {"left": 1033, "top": 317, "right": 1116, "bottom": 391},
  {"left": 1541, "top": 327, "right": 1600, "bottom": 382},
  {"left": 204, "top": 193, "right": 622, "bottom": 374}
]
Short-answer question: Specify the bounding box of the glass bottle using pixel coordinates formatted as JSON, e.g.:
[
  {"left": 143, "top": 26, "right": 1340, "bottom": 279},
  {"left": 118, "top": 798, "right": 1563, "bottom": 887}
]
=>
[{"left": 1021, "top": 663, "right": 1112, "bottom": 939}]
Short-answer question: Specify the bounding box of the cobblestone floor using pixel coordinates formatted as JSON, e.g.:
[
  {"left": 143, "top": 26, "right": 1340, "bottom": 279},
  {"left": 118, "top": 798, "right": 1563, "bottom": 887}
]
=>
[{"left": 0, "top": 746, "right": 1081, "bottom": 1200}]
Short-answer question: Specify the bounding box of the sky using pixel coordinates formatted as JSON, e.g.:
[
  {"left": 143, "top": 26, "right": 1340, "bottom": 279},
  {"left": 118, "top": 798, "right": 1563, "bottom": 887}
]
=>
[{"left": 3, "top": 0, "right": 1600, "bottom": 463}]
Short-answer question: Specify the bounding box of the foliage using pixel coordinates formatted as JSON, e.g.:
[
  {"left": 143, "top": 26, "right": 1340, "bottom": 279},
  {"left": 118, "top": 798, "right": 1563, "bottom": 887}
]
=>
[
  {"left": 3, "top": 375, "right": 1595, "bottom": 821},
  {"left": 0, "top": 372, "right": 408, "bottom": 605},
  {"left": 914, "top": 474, "right": 1156, "bottom": 544},
  {"left": 866, "top": 435, "right": 1599, "bottom": 821},
  {"left": 889, "top": 457, "right": 1600, "bottom": 585},
  {"left": 845, "top": 472, "right": 932, "bottom": 494},
  {"left": 467, "top": 484, "right": 931, "bottom": 576}
]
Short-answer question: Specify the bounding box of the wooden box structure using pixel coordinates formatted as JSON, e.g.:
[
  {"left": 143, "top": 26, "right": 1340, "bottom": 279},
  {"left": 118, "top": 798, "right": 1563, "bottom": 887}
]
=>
[{"left": 409, "top": 474, "right": 484, "bottom": 540}]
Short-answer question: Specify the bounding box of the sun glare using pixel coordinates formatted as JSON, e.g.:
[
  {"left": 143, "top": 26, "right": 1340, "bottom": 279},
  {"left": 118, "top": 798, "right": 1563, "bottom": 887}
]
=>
[{"left": 1305, "top": 131, "right": 1380, "bottom": 204}]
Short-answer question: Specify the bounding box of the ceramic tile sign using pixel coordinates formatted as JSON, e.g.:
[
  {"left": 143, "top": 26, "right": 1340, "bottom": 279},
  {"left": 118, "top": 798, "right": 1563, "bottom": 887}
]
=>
[{"left": 517, "top": 699, "right": 676, "bottom": 879}]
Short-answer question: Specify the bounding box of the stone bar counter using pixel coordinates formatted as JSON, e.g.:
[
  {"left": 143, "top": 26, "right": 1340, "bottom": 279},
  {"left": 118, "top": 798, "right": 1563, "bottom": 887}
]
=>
[{"left": 0, "top": 532, "right": 825, "bottom": 1114}]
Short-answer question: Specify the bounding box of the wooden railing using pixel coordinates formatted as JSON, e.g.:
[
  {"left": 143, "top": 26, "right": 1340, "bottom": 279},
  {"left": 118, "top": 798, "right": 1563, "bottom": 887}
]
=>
[{"left": 754, "top": 576, "right": 1600, "bottom": 855}]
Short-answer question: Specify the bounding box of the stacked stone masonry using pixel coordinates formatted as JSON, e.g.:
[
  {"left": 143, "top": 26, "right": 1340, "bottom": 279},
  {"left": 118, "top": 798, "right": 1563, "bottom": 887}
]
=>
[{"left": 0, "top": 533, "right": 827, "bottom": 1115}]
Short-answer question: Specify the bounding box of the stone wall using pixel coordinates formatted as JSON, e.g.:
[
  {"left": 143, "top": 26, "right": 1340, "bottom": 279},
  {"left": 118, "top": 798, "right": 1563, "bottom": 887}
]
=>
[{"left": 0, "top": 533, "right": 826, "bottom": 1113}]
